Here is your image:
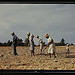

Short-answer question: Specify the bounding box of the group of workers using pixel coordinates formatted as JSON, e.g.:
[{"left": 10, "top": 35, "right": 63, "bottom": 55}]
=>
[{"left": 11, "top": 32, "right": 70, "bottom": 58}]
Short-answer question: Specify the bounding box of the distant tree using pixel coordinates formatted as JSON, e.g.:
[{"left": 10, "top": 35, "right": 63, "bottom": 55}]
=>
[
  {"left": 0, "top": 42, "right": 2, "bottom": 46},
  {"left": 55, "top": 38, "right": 66, "bottom": 46},
  {"left": 60, "top": 38, "right": 65, "bottom": 46},
  {"left": 55, "top": 43, "right": 61, "bottom": 46},
  {"left": 17, "top": 38, "right": 23, "bottom": 46},
  {"left": 66, "top": 43, "right": 68, "bottom": 45},
  {"left": 3, "top": 42, "right": 7, "bottom": 46},
  {"left": 7, "top": 40, "right": 12, "bottom": 46},
  {"left": 71, "top": 43, "right": 73, "bottom": 45}
]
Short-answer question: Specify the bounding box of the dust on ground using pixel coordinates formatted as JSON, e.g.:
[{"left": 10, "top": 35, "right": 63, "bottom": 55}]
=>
[{"left": 0, "top": 45, "right": 75, "bottom": 70}]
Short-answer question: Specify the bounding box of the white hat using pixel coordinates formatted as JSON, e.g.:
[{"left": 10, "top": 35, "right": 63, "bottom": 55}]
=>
[
  {"left": 36, "top": 35, "right": 39, "bottom": 38},
  {"left": 27, "top": 32, "right": 30, "bottom": 36},
  {"left": 67, "top": 43, "right": 69, "bottom": 46}
]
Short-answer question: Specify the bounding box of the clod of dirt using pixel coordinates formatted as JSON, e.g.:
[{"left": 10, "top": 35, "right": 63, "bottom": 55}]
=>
[
  {"left": 71, "top": 61, "right": 75, "bottom": 64},
  {"left": 53, "top": 59, "right": 58, "bottom": 62},
  {"left": 0, "top": 55, "right": 4, "bottom": 57},
  {"left": 53, "top": 67, "right": 58, "bottom": 69}
]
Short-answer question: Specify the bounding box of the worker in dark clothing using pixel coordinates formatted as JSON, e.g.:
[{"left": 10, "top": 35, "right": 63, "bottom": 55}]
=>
[{"left": 11, "top": 32, "right": 18, "bottom": 56}]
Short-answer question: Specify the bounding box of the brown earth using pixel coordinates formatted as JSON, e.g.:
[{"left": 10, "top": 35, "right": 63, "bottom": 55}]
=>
[{"left": 0, "top": 45, "right": 75, "bottom": 70}]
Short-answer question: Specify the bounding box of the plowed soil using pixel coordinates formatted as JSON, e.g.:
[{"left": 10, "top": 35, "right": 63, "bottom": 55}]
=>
[{"left": 0, "top": 45, "right": 75, "bottom": 70}]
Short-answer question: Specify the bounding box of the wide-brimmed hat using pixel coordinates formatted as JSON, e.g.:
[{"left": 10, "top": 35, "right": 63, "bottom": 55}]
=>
[
  {"left": 67, "top": 43, "right": 70, "bottom": 46},
  {"left": 36, "top": 35, "right": 39, "bottom": 38},
  {"left": 44, "top": 34, "right": 50, "bottom": 37},
  {"left": 27, "top": 32, "right": 30, "bottom": 36},
  {"left": 11, "top": 32, "right": 14, "bottom": 35}
]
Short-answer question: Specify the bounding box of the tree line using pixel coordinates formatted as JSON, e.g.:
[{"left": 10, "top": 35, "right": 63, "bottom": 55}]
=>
[{"left": 0, "top": 38, "right": 73, "bottom": 46}]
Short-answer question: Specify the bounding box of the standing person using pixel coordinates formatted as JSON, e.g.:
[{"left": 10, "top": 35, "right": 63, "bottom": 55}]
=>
[
  {"left": 11, "top": 32, "right": 18, "bottom": 56},
  {"left": 45, "top": 34, "right": 56, "bottom": 58},
  {"left": 29, "top": 34, "right": 35, "bottom": 57},
  {"left": 27, "top": 32, "right": 30, "bottom": 39},
  {"left": 25, "top": 32, "right": 30, "bottom": 46},
  {"left": 36, "top": 35, "right": 44, "bottom": 54},
  {"left": 65, "top": 43, "right": 70, "bottom": 57}
]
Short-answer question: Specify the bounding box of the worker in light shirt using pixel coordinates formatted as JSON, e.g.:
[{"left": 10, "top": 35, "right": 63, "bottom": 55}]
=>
[
  {"left": 36, "top": 35, "right": 44, "bottom": 54},
  {"left": 65, "top": 43, "right": 70, "bottom": 57},
  {"left": 29, "top": 34, "right": 35, "bottom": 57},
  {"left": 45, "top": 34, "right": 56, "bottom": 58}
]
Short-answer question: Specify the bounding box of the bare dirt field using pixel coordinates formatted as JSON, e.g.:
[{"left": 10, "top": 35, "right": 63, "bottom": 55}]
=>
[{"left": 0, "top": 45, "right": 75, "bottom": 70}]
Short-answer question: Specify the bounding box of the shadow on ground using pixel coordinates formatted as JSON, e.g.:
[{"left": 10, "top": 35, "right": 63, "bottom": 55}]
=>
[
  {"left": 36, "top": 53, "right": 48, "bottom": 56},
  {"left": 57, "top": 52, "right": 73, "bottom": 55},
  {"left": 65, "top": 55, "right": 75, "bottom": 58}
]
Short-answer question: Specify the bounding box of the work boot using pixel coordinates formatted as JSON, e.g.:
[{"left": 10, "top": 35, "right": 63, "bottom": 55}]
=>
[
  {"left": 54, "top": 56, "right": 56, "bottom": 58},
  {"left": 15, "top": 54, "right": 18, "bottom": 56}
]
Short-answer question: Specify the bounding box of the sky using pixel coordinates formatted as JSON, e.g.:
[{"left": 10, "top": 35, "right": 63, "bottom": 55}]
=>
[{"left": 0, "top": 4, "right": 75, "bottom": 45}]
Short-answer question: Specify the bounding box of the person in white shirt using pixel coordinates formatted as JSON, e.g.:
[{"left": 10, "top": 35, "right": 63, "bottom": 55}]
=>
[
  {"left": 65, "top": 43, "right": 70, "bottom": 57},
  {"left": 36, "top": 35, "right": 44, "bottom": 54},
  {"left": 45, "top": 34, "right": 56, "bottom": 58},
  {"left": 29, "top": 34, "right": 35, "bottom": 57},
  {"left": 11, "top": 32, "right": 18, "bottom": 56}
]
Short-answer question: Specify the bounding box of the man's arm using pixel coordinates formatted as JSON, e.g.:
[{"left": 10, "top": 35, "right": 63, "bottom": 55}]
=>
[
  {"left": 47, "top": 39, "right": 53, "bottom": 46},
  {"left": 30, "top": 37, "right": 33, "bottom": 42}
]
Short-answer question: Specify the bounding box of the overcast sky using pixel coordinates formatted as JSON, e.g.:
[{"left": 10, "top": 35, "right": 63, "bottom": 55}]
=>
[{"left": 0, "top": 4, "right": 75, "bottom": 45}]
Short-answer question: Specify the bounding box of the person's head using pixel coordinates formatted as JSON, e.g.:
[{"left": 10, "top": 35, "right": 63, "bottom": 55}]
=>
[
  {"left": 45, "top": 34, "right": 50, "bottom": 39},
  {"left": 31, "top": 34, "right": 34, "bottom": 39},
  {"left": 67, "top": 44, "right": 69, "bottom": 47},
  {"left": 36, "top": 35, "right": 39, "bottom": 38},
  {"left": 27, "top": 32, "right": 30, "bottom": 36},
  {"left": 32, "top": 34, "right": 34, "bottom": 38},
  {"left": 11, "top": 32, "right": 15, "bottom": 36}
]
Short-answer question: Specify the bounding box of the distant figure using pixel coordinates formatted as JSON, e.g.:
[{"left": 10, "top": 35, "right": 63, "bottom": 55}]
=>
[
  {"left": 65, "top": 43, "right": 70, "bottom": 57},
  {"left": 36, "top": 35, "right": 44, "bottom": 54},
  {"left": 45, "top": 34, "right": 56, "bottom": 58},
  {"left": 26, "top": 32, "right": 30, "bottom": 46},
  {"left": 11, "top": 32, "right": 18, "bottom": 56},
  {"left": 29, "top": 34, "right": 35, "bottom": 57},
  {"left": 27, "top": 32, "right": 30, "bottom": 39}
]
